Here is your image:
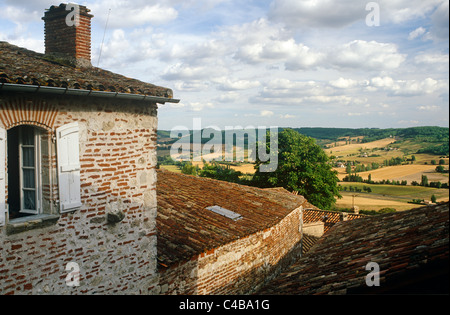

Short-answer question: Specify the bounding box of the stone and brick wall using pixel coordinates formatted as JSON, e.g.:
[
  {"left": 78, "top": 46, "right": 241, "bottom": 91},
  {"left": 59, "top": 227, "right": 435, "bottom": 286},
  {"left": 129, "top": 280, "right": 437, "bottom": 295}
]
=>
[
  {"left": 0, "top": 92, "right": 159, "bottom": 294},
  {"left": 159, "top": 206, "right": 304, "bottom": 295}
]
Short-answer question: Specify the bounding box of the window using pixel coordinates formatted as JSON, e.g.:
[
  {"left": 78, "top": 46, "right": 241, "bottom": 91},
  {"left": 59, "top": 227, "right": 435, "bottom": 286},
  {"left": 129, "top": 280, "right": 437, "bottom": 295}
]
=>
[
  {"left": 0, "top": 122, "right": 81, "bottom": 228},
  {"left": 7, "top": 125, "right": 46, "bottom": 219}
]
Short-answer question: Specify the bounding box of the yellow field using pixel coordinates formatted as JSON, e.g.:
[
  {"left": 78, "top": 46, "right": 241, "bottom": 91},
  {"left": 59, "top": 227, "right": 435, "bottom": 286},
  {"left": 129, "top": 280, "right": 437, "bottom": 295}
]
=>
[
  {"left": 336, "top": 164, "right": 449, "bottom": 184},
  {"left": 336, "top": 193, "right": 415, "bottom": 211},
  {"left": 325, "top": 137, "right": 396, "bottom": 155},
  {"left": 230, "top": 164, "right": 257, "bottom": 174}
]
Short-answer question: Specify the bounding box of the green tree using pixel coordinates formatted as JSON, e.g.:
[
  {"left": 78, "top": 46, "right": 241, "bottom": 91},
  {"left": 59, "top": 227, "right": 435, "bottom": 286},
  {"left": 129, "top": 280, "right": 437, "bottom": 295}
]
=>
[
  {"left": 346, "top": 163, "right": 352, "bottom": 174},
  {"left": 421, "top": 174, "right": 429, "bottom": 187},
  {"left": 199, "top": 161, "right": 243, "bottom": 184},
  {"left": 181, "top": 162, "right": 199, "bottom": 176},
  {"left": 252, "top": 129, "right": 341, "bottom": 209},
  {"left": 431, "top": 194, "right": 437, "bottom": 203},
  {"left": 436, "top": 165, "right": 445, "bottom": 173}
]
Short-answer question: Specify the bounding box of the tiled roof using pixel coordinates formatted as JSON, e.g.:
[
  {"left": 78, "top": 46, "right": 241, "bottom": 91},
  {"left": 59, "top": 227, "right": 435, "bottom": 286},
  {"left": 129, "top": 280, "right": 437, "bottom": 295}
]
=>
[
  {"left": 0, "top": 41, "right": 174, "bottom": 99},
  {"left": 301, "top": 235, "right": 320, "bottom": 255},
  {"left": 303, "top": 208, "right": 364, "bottom": 234},
  {"left": 258, "top": 202, "right": 449, "bottom": 295},
  {"left": 156, "top": 170, "right": 310, "bottom": 267}
]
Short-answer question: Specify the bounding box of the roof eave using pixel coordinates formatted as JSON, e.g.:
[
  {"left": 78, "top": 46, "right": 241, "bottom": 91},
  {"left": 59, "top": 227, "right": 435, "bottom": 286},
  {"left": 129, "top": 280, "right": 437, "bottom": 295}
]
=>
[{"left": 0, "top": 83, "right": 180, "bottom": 105}]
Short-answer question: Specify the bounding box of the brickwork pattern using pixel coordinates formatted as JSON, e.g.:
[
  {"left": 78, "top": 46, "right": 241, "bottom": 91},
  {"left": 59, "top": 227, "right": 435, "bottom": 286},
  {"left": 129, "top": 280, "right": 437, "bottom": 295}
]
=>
[
  {"left": 0, "top": 93, "right": 159, "bottom": 294},
  {"left": 42, "top": 4, "right": 93, "bottom": 67},
  {"left": 159, "top": 206, "right": 304, "bottom": 295}
]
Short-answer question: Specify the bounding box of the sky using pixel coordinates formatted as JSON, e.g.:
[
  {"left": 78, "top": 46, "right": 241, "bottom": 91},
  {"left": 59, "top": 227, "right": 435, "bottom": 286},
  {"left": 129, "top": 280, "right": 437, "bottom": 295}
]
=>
[{"left": 0, "top": 0, "right": 449, "bottom": 130}]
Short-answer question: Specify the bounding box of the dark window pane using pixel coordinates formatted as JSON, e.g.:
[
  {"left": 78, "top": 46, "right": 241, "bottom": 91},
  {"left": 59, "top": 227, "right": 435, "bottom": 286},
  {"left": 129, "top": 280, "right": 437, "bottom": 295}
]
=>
[
  {"left": 23, "top": 190, "right": 36, "bottom": 210},
  {"left": 22, "top": 147, "right": 35, "bottom": 167},
  {"left": 22, "top": 169, "right": 35, "bottom": 189}
]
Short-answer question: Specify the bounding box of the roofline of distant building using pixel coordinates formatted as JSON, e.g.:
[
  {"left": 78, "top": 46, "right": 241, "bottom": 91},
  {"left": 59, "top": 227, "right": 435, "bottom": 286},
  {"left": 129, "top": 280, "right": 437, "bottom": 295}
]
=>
[{"left": 0, "top": 83, "right": 180, "bottom": 105}]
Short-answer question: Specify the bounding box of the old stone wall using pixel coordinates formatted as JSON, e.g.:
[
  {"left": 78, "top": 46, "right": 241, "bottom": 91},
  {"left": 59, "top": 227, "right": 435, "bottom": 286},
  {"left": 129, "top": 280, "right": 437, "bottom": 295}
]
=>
[
  {"left": 159, "top": 206, "right": 303, "bottom": 295},
  {"left": 0, "top": 93, "right": 159, "bottom": 294}
]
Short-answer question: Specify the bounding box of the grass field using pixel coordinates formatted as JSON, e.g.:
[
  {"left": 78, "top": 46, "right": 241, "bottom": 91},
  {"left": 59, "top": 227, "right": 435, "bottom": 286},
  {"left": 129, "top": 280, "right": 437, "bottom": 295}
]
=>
[
  {"left": 323, "top": 135, "right": 448, "bottom": 212},
  {"left": 336, "top": 182, "right": 449, "bottom": 211},
  {"left": 325, "top": 137, "right": 396, "bottom": 156},
  {"left": 160, "top": 165, "right": 182, "bottom": 173},
  {"left": 335, "top": 164, "right": 449, "bottom": 184},
  {"left": 158, "top": 135, "right": 449, "bottom": 212}
]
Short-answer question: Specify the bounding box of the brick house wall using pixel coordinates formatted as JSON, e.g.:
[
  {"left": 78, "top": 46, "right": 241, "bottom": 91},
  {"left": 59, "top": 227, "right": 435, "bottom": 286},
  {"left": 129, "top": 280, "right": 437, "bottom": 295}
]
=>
[
  {"left": 0, "top": 92, "right": 160, "bottom": 294},
  {"left": 159, "top": 205, "right": 304, "bottom": 295}
]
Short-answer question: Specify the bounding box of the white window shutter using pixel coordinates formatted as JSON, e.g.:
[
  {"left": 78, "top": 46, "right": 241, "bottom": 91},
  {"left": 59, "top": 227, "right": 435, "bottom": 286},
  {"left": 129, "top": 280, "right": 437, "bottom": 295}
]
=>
[
  {"left": 56, "top": 122, "right": 82, "bottom": 213},
  {"left": 0, "top": 127, "right": 6, "bottom": 226}
]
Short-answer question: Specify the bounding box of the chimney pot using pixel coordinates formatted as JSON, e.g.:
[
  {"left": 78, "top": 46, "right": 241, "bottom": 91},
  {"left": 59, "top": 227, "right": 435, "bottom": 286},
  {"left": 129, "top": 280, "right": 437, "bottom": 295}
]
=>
[{"left": 42, "top": 3, "right": 94, "bottom": 68}]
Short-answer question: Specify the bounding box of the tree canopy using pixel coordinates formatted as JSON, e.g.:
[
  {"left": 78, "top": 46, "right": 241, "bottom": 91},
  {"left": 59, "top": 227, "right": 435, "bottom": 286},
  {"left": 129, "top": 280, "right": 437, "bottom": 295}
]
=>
[{"left": 252, "top": 128, "right": 341, "bottom": 209}]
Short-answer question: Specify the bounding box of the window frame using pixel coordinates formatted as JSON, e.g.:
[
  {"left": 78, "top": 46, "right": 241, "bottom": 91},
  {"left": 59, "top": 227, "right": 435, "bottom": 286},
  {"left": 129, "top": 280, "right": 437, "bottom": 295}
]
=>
[
  {"left": 18, "top": 126, "right": 42, "bottom": 215},
  {"left": 1, "top": 122, "right": 82, "bottom": 231}
]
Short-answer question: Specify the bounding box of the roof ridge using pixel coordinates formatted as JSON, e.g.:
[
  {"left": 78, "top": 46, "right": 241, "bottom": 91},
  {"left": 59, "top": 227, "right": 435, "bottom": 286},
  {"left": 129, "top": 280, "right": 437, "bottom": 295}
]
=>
[{"left": 0, "top": 41, "right": 175, "bottom": 99}]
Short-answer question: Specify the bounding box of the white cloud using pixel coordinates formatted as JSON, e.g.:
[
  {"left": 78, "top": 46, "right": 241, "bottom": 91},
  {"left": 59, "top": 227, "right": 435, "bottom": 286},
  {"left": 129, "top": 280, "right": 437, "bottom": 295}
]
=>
[
  {"left": 180, "top": 101, "right": 215, "bottom": 112},
  {"left": 418, "top": 105, "right": 441, "bottom": 111},
  {"left": 329, "top": 78, "right": 359, "bottom": 89},
  {"left": 380, "top": 0, "right": 442, "bottom": 24},
  {"left": 215, "top": 92, "right": 240, "bottom": 103},
  {"left": 370, "top": 76, "right": 448, "bottom": 96},
  {"left": 244, "top": 110, "right": 276, "bottom": 118},
  {"left": 0, "top": 0, "right": 447, "bottom": 129},
  {"left": 174, "top": 81, "right": 211, "bottom": 92},
  {"left": 348, "top": 112, "right": 364, "bottom": 116},
  {"left": 408, "top": 27, "right": 427, "bottom": 40},
  {"left": 279, "top": 114, "right": 296, "bottom": 119},
  {"left": 431, "top": 0, "right": 450, "bottom": 40},
  {"left": 268, "top": 0, "right": 366, "bottom": 28},
  {"left": 90, "top": 2, "right": 178, "bottom": 28},
  {"left": 268, "top": 0, "right": 443, "bottom": 29},
  {"left": 414, "top": 53, "right": 449, "bottom": 65},
  {"left": 251, "top": 78, "right": 369, "bottom": 107},
  {"left": 260, "top": 110, "right": 274, "bottom": 117},
  {"left": 398, "top": 120, "right": 420, "bottom": 125},
  {"left": 214, "top": 78, "right": 261, "bottom": 91},
  {"left": 0, "top": 5, "right": 41, "bottom": 23},
  {"left": 162, "top": 63, "right": 227, "bottom": 81},
  {"left": 330, "top": 40, "right": 406, "bottom": 71},
  {"left": 371, "top": 76, "right": 397, "bottom": 88}
]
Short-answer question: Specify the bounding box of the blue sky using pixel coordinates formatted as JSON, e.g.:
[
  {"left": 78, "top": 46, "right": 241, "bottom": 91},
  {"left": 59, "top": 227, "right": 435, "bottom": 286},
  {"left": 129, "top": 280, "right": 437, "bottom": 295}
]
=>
[{"left": 0, "top": 0, "right": 448, "bottom": 130}]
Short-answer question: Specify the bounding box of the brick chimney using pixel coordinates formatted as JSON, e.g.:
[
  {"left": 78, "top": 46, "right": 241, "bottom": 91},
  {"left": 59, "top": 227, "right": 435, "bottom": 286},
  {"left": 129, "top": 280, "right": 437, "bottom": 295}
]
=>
[{"left": 42, "top": 3, "right": 94, "bottom": 68}]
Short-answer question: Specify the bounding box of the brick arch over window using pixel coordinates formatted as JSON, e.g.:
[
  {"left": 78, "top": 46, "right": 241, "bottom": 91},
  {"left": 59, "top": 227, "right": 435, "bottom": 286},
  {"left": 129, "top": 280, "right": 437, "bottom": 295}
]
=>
[{"left": 0, "top": 98, "right": 58, "bottom": 131}]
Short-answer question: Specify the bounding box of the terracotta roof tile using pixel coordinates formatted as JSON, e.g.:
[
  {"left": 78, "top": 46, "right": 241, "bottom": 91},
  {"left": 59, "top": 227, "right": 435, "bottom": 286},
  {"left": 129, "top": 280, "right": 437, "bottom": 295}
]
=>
[
  {"left": 303, "top": 209, "right": 364, "bottom": 234},
  {"left": 0, "top": 41, "right": 174, "bottom": 98},
  {"left": 258, "top": 202, "right": 449, "bottom": 295},
  {"left": 156, "top": 169, "right": 310, "bottom": 267}
]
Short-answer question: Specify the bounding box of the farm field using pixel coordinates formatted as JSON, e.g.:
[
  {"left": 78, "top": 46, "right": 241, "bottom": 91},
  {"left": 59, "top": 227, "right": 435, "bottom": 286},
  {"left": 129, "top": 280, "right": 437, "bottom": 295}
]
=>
[
  {"left": 336, "top": 183, "right": 449, "bottom": 211},
  {"left": 336, "top": 193, "right": 414, "bottom": 211},
  {"left": 335, "top": 164, "right": 449, "bottom": 184},
  {"left": 325, "top": 137, "right": 396, "bottom": 156},
  {"left": 160, "top": 165, "right": 182, "bottom": 173},
  {"left": 158, "top": 128, "right": 449, "bottom": 213}
]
